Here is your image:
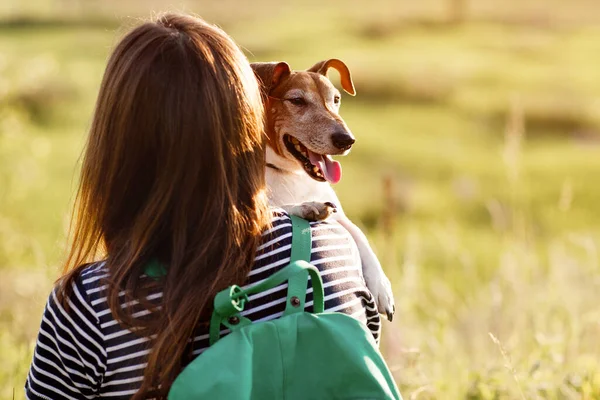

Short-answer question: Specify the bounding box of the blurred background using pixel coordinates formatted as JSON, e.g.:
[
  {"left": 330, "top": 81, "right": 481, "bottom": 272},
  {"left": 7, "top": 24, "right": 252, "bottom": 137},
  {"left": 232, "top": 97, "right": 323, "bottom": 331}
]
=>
[{"left": 1, "top": 0, "right": 600, "bottom": 398}]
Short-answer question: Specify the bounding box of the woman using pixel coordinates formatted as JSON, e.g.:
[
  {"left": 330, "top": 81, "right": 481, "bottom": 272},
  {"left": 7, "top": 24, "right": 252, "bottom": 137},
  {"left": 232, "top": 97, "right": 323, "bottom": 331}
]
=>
[{"left": 25, "top": 13, "right": 380, "bottom": 399}]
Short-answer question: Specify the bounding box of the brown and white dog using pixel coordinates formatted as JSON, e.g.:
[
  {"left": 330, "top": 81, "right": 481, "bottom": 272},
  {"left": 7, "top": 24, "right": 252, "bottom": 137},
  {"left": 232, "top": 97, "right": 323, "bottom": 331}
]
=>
[{"left": 252, "top": 59, "right": 395, "bottom": 321}]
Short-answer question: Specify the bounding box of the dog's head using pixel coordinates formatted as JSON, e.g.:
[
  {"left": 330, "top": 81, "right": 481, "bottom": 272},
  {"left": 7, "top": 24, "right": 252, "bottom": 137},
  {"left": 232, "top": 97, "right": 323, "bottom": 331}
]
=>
[{"left": 251, "top": 59, "right": 356, "bottom": 184}]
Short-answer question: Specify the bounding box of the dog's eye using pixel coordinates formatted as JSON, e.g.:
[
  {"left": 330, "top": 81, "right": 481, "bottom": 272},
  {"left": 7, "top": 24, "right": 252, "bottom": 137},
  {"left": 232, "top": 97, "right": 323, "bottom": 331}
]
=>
[
  {"left": 287, "top": 97, "right": 307, "bottom": 106},
  {"left": 334, "top": 95, "right": 341, "bottom": 105}
]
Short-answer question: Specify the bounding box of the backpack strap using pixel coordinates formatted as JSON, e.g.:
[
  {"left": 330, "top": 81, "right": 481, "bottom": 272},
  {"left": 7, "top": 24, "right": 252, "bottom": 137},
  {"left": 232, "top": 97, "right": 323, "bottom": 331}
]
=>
[
  {"left": 282, "top": 216, "right": 315, "bottom": 317},
  {"left": 289, "top": 215, "right": 312, "bottom": 263},
  {"left": 209, "top": 215, "right": 325, "bottom": 346}
]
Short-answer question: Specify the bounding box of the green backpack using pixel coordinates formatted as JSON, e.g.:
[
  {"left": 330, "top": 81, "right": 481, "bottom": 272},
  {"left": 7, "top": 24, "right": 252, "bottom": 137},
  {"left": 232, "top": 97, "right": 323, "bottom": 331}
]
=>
[{"left": 168, "top": 216, "right": 403, "bottom": 400}]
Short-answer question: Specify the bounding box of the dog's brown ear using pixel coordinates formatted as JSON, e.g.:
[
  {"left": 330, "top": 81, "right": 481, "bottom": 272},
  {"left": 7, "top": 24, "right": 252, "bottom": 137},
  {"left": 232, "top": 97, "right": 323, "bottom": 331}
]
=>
[
  {"left": 251, "top": 62, "right": 291, "bottom": 94},
  {"left": 307, "top": 59, "right": 356, "bottom": 96}
]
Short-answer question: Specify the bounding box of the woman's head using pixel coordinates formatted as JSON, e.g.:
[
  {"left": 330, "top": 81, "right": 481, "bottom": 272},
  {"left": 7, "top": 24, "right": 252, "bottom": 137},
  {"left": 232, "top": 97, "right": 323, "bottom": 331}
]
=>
[{"left": 61, "top": 13, "right": 269, "bottom": 397}]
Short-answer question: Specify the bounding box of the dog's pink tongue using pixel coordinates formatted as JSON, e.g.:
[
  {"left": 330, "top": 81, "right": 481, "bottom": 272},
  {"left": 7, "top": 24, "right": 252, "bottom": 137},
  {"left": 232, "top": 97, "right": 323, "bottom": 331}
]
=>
[{"left": 308, "top": 152, "right": 342, "bottom": 184}]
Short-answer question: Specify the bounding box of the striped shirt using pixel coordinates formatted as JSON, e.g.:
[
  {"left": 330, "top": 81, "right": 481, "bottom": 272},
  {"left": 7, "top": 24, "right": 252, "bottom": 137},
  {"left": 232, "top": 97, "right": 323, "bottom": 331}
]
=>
[{"left": 25, "top": 210, "right": 380, "bottom": 399}]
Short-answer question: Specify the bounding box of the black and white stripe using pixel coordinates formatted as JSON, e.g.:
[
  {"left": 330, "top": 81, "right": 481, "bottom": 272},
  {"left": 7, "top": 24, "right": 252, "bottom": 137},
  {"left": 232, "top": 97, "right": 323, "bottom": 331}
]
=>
[{"left": 26, "top": 210, "right": 381, "bottom": 399}]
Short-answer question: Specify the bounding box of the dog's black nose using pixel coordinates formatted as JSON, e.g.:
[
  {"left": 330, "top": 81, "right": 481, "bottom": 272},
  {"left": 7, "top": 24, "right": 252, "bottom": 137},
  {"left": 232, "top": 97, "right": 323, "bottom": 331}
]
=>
[{"left": 332, "top": 131, "right": 355, "bottom": 151}]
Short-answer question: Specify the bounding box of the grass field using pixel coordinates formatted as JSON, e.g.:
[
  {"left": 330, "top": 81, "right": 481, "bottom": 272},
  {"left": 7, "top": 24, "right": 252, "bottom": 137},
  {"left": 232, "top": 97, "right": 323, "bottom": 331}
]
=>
[{"left": 1, "top": 1, "right": 600, "bottom": 398}]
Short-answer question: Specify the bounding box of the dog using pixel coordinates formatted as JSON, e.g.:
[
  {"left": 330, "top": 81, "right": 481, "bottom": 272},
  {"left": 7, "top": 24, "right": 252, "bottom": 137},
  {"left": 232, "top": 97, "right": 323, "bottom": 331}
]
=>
[{"left": 251, "top": 59, "right": 395, "bottom": 321}]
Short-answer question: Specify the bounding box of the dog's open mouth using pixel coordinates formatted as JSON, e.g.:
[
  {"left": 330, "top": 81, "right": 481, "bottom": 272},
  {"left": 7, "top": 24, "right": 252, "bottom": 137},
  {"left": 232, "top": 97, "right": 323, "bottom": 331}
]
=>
[{"left": 283, "top": 134, "right": 342, "bottom": 184}]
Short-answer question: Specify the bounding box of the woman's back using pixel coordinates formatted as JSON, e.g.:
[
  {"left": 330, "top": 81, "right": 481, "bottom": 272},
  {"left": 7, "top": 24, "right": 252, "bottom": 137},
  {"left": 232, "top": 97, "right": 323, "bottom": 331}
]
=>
[{"left": 26, "top": 210, "right": 380, "bottom": 399}]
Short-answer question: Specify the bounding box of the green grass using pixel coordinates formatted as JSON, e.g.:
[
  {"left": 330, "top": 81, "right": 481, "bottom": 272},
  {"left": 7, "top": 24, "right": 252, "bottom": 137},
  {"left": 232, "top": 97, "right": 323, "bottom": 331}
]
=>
[{"left": 2, "top": 1, "right": 600, "bottom": 398}]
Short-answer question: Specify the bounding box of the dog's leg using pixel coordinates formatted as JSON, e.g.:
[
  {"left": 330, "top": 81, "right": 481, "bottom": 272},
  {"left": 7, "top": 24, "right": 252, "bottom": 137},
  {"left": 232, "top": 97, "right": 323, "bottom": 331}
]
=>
[
  {"left": 335, "top": 216, "right": 395, "bottom": 321},
  {"left": 281, "top": 201, "right": 337, "bottom": 222}
]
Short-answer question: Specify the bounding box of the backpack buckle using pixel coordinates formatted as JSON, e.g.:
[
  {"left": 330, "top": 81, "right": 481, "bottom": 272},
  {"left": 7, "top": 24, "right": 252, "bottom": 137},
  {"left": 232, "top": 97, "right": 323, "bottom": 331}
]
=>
[{"left": 214, "top": 285, "right": 249, "bottom": 317}]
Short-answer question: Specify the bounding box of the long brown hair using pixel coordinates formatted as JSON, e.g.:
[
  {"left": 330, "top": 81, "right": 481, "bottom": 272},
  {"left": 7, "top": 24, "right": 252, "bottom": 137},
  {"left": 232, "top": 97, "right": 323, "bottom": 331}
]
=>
[{"left": 57, "top": 13, "right": 270, "bottom": 398}]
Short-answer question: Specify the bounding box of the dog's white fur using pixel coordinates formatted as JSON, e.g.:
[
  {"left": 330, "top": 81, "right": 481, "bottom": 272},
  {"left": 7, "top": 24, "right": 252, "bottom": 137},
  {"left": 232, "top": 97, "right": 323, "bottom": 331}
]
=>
[{"left": 266, "top": 147, "right": 395, "bottom": 320}]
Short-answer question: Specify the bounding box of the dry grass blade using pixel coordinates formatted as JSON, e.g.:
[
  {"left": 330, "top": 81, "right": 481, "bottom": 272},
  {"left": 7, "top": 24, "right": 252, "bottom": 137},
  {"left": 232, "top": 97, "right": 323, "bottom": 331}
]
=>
[{"left": 489, "top": 332, "right": 527, "bottom": 400}]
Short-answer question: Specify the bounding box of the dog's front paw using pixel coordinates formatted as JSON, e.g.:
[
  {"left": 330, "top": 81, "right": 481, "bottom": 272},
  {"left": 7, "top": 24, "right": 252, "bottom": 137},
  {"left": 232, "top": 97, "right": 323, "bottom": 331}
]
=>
[
  {"left": 285, "top": 201, "right": 337, "bottom": 222},
  {"left": 364, "top": 269, "right": 395, "bottom": 322},
  {"left": 374, "top": 277, "right": 395, "bottom": 322}
]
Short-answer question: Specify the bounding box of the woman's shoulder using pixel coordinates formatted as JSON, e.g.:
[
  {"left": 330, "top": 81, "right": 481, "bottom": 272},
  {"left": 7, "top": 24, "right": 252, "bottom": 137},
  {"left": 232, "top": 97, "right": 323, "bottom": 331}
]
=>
[
  {"left": 266, "top": 207, "right": 356, "bottom": 244},
  {"left": 52, "top": 261, "right": 110, "bottom": 320},
  {"left": 77, "top": 261, "right": 109, "bottom": 282},
  {"left": 72, "top": 261, "right": 110, "bottom": 297},
  {"left": 258, "top": 207, "right": 361, "bottom": 272}
]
